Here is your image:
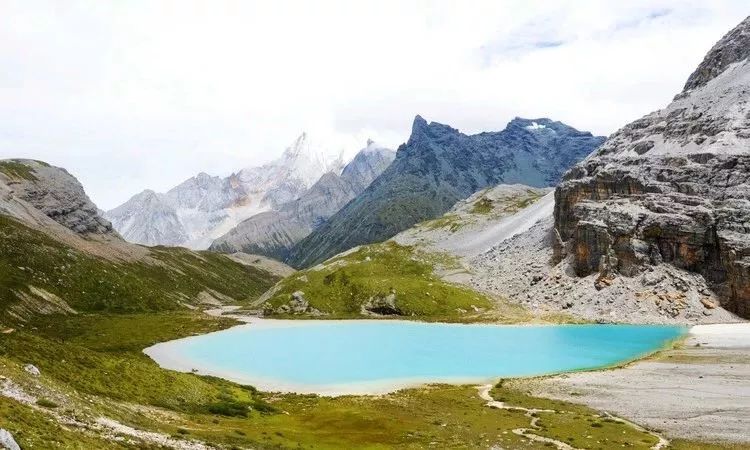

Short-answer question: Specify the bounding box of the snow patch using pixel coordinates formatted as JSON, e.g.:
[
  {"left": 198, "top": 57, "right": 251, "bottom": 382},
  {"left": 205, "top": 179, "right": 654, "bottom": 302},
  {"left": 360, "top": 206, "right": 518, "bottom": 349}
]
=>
[{"left": 525, "top": 122, "right": 547, "bottom": 131}]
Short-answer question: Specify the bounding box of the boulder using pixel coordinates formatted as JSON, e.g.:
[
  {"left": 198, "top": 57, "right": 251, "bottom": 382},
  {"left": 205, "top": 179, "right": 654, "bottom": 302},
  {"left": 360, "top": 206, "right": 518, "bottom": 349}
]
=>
[
  {"left": 0, "top": 428, "right": 20, "bottom": 450},
  {"left": 23, "top": 364, "right": 40, "bottom": 376}
]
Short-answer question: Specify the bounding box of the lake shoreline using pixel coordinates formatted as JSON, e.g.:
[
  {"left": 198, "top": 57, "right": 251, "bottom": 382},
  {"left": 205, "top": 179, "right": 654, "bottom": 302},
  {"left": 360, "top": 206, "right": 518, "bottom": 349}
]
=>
[
  {"left": 523, "top": 323, "right": 750, "bottom": 443},
  {"left": 144, "top": 317, "right": 688, "bottom": 396}
]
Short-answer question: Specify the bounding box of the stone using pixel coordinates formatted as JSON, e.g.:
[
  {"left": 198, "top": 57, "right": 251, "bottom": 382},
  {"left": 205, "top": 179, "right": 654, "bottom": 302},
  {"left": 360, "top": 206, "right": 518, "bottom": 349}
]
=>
[
  {"left": 0, "top": 429, "right": 20, "bottom": 450},
  {"left": 361, "top": 292, "right": 401, "bottom": 316},
  {"left": 700, "top": 297, "right": 717, "bottom": 309},
  {"left": 23, "top": 364, "right": 40, "bottom": 376}
]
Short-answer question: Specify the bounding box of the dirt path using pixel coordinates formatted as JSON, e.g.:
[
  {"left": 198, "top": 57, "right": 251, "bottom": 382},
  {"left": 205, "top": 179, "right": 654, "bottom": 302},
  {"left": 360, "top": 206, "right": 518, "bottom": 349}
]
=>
[
  {"left": 477, "top": 384, "right": 576, "bottom": 450},
  {"left": 477, "top": 384, "right": 669, "bottom": 450}
]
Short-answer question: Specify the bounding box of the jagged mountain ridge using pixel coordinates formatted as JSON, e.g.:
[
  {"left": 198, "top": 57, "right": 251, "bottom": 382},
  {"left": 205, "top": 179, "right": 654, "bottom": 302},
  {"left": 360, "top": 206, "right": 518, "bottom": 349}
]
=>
[
  {"left": 554, "top": 16, "right": 750, "bottom": 318},
  {"left": 105, "top": 133, "right": 350, "bottom": 249},
  {"left": 209, "top": 142, "right": 395, "bottom": 260},
  {"left": 286, "top": 116, "right": 605, "bottom": 268}
]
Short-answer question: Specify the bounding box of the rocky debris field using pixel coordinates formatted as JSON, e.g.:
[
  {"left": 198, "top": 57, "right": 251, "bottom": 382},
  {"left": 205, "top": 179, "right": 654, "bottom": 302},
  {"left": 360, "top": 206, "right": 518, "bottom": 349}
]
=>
[{"left": 464, "top": 216, "right": 741, "bottom": 324}]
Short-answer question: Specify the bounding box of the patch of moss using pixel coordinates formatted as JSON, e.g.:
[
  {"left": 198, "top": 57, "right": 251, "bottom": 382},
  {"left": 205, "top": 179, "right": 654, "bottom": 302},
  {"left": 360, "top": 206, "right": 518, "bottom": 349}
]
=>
[
  {"left": 0, "top": 313, "right": 273, "bottom": 416},
  {"left": 471, "top": 197, "right": 494, "bottom": 214},
  {"left": 0, "top": 397, "right": 128, "bottom": 449},
  {"left": 35, "top": 398, "right": 59, "bottom": 408},
  {"left": 420, "top": 214, "right": 465, "bottom": 232},
  {"left": 0, "top": 161, "right": 38, "bottom": 181}
]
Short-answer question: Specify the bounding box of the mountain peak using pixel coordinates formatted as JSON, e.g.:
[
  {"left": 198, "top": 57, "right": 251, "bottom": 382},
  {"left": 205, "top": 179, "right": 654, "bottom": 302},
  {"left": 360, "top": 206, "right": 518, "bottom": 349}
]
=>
[
  {"left": 411, "top": 115, "right": 429, "bottom": 135},
  {"left": 683, "top": 15, "right": 750, "bottom": 92}
]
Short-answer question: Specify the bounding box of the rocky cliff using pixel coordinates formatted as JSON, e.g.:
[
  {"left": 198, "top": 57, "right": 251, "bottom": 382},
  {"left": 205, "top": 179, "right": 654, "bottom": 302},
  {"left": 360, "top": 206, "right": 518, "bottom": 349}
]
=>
[
  {"left": 209, "top": 142, "right": 395, "bottom": 260},
  {"left": 554, "top": 16, "right": 750, "bottom": 318},
  {"left": 286, "top": 116, "right": 605, "bottom": 268},
  {"left": 0, "top": 159, "right": 115, "bottom": 236}
]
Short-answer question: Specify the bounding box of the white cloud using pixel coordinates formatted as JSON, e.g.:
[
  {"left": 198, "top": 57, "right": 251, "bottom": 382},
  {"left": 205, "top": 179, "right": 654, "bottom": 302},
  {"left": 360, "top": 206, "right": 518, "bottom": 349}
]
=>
[{"left": 0, "top": 0, "right": 747, "bottom": 208}]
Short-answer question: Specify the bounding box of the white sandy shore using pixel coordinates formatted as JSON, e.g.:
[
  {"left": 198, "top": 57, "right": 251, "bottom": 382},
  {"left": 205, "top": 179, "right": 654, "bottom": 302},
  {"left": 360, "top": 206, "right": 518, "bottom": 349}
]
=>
[
  {"left": 144, "top": 317, "right": 691, "bottom": 396},
  {"left": 526, "top": 322, "right": 750, "bottom": 443}
]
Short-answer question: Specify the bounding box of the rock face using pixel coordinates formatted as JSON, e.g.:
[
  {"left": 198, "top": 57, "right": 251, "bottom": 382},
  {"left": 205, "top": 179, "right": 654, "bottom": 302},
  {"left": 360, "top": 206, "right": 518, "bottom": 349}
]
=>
[
  {"left": 554, "top": 16, "right": 750, "bottom": 318},
  {"left": 0, "top": 429, "right": 21, "bottom": 450},
  {"left": 287, "top": 116, "right": 604, "bottom": 268},
  {"left": 210, "top": 142, "right": 395, "bottom": 260},
  {"left": 0, "top": 159, "right": 115, "bottom": 236},
  {"left": 106, "top": 132, "right": 350, "bottom": 249}
]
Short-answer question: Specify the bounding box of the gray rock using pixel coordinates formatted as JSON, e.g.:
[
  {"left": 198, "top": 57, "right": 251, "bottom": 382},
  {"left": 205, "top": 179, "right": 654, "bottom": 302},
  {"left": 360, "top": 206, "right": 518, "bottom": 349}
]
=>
[
  {"left": 0, "top": 159, "right": 115, "bottom": 236},
  {"left": 0, "top": 429, "right": 21, "bottom": 450},
  {"left": 555, "top": 16, "right": 750, "bottom": 318},
  {"left": 683, "top": 16, "right": 750, "bottom": 92},
  {"left": 23, "top": 363, "right": 40, "bottom": 376},
  {"left": 361, "top": 291, "right": 401, "bottom": 316}
]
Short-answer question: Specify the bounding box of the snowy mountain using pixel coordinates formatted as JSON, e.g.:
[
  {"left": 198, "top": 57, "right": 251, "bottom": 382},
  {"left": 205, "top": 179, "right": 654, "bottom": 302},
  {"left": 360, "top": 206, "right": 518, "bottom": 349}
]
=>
[
  {"left": 210, "top": 141, "right": 395, "bottom": 259},
  {"left": 106, "top": 133, "right": 350, "bottom": 249}
]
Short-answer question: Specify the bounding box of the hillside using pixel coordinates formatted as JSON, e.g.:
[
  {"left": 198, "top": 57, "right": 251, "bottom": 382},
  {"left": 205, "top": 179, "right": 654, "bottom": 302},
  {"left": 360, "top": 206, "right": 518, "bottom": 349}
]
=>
[
  {"left": 0, "top": 159, "right": 278, "bottom": 327},
  {"left": 286, "top": 116, "right": 604, "bottom": 268}
]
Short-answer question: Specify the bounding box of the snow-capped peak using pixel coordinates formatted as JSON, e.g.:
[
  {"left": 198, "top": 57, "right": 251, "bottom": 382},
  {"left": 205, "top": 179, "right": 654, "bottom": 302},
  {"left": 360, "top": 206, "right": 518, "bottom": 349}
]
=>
[{"left": 525, "top": 122, "right": 547, "bottom": 131}]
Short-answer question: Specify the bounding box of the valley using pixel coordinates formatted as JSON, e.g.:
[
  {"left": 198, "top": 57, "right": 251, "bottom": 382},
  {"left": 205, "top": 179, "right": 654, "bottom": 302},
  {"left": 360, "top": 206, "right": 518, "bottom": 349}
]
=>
[{"left": 2, "top": 10, "right": 750, "bottom": 450}]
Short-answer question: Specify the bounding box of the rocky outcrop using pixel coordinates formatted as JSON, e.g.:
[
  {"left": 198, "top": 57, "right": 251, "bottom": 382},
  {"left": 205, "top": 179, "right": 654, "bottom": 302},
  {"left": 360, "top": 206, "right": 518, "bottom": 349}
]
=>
[
  {"left": 554, "top": 16, "right": 750, "bottom": 318},
  {"left": 0, "top": 159, "right": 115, "bottom": 236},
  {"left": 683, "top": 16, "right": 750, "bottom": 92},
  {"left": 264, "top": 290, "right": 325, "bottom": 316},
  {"left": 287, "top": 116, "right": 604, "bottom": 268},
  {"left": 210, "top": 143, "right": 395, "bottom": 260},
  {"left": 361, "top": 290, "right": 401, "bottom": 316},
  {"left": 0, "top": 429, "right": 21, "bottom": 450}
]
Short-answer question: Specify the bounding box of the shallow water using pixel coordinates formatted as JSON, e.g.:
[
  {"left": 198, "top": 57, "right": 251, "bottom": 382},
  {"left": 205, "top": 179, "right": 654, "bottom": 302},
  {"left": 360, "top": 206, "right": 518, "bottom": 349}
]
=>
[{"left": 145, "top": 320, "right": 685, "bottom": 394}]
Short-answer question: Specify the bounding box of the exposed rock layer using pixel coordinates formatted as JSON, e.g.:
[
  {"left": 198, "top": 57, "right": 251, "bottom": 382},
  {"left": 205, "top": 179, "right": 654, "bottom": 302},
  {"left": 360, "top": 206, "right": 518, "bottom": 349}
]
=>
[{"left": 555, "top": 16, "right": 750, "bottom": 318}]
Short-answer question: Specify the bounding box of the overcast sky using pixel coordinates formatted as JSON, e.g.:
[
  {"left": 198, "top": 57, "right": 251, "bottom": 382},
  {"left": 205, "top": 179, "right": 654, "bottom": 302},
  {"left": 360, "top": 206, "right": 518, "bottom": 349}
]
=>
[{"left": 1, "top": 1, "right": 748, "bottom": 209}]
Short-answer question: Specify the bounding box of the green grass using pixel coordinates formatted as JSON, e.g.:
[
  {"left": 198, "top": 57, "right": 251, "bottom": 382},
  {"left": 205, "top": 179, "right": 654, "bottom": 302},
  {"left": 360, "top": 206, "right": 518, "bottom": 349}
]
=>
[
  {"left": 0, "top": 215, "right": 277, "bottom": 322},
  {"left": 35, "top": 398, "right": 59, "bottom": 408},
  {"left": 471, "top": 197, "right": 494, "bottom": 214},
  {"left": 0, "top": 160, "right": 38, "bottom": 181},
  {"left": 0, "top": 397, "right": 134, "bottom": 449},
  {"left": 264, "top": 242, "right": 498, "bottom": 320},
  {"left": 420, "top": 213, "right": 464, "bottom": 232},
  {"left": 0, "top": 313, "right": 274, "bottom": 416}
]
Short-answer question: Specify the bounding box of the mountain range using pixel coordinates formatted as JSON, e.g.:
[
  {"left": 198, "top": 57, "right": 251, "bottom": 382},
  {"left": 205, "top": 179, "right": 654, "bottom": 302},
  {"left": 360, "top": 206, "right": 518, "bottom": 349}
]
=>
[
  {"left": 209, "top": 141, "right": 394, "bottom": 260},
  {"left": 105, "top": 133, "right": 352, "bottom": 249},
  {"left": 285, "top": 116, "right": 605, "bottom": 268}
]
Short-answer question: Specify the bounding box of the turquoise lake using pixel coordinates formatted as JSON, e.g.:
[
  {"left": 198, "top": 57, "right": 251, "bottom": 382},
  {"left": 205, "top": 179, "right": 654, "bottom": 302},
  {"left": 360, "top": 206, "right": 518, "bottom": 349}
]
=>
[{"left": 145, "top": 321, "right": 686, "bottom": 394}]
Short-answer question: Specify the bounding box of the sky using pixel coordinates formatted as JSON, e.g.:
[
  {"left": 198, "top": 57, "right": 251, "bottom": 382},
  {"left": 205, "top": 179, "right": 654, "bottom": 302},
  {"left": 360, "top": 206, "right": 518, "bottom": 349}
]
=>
[{"left": 1, "top": 1, "right": 748, "bottom": 209}]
